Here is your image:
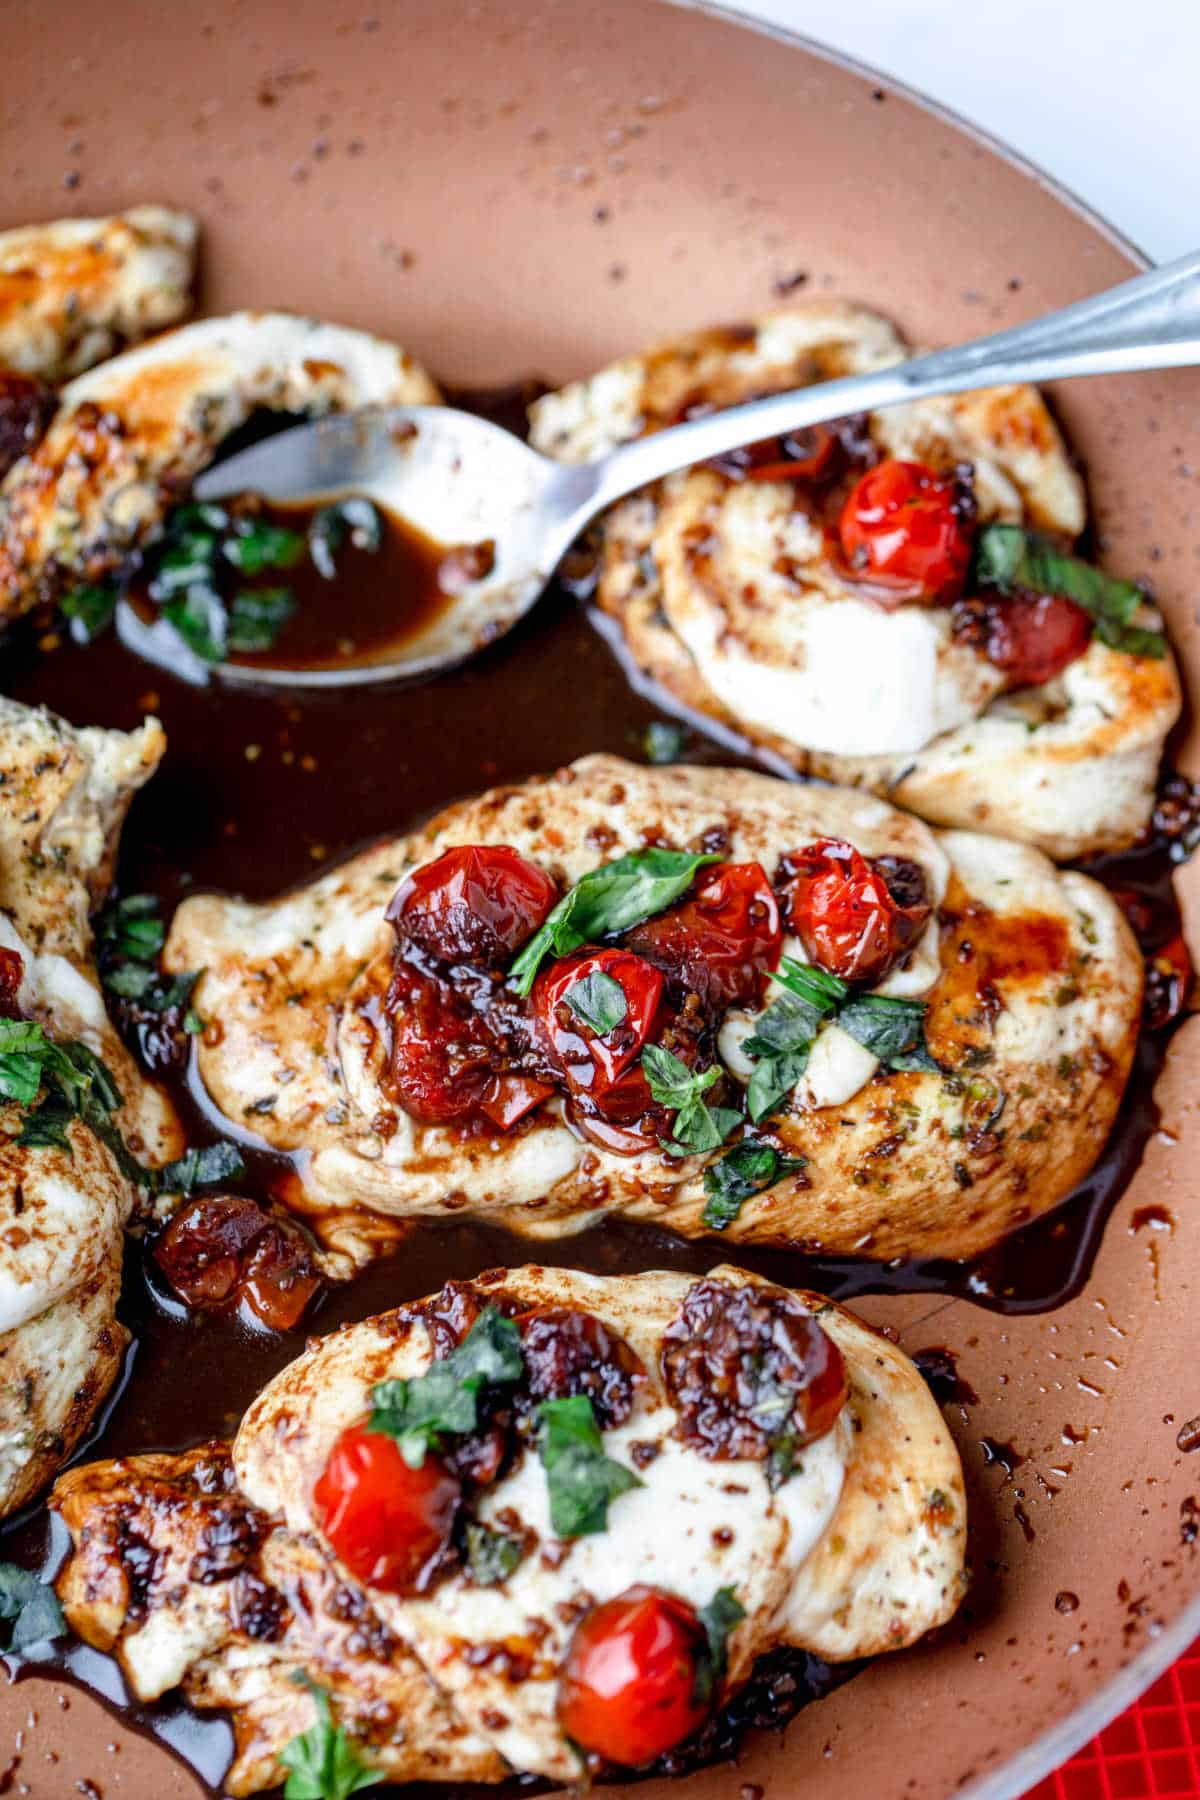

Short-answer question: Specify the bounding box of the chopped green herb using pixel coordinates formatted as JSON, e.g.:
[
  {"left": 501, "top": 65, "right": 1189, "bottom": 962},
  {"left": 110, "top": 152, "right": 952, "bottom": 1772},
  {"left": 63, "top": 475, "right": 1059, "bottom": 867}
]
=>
[
  {"left": 640, "top": 1043, "right": 740, "bottom": 1156},
  {"left": 509, "top": 849, "right": 720, "bottom": 996},
  {"left": 156, "top": 1141, "right": 246, "bottom": 1197},
  {"left": 162, "top": 586, "right": 228, "bottom": 663},
  {"left": 973, "top": 524, "right": 1165, "bottom": 659},
  {"left": 59, "top": 585, "right": 116, "bottom": 644},
  {"left": 0, "top": 1562, "right": 65, "bottom": 1653},
  {"left": 15, "top": 1091, "right": 74, "bottom": 1153},
  {"left": 97, "top": 894, "right": 165, "bottom": 963},
  {"left": 693, "top": 1587, "right": 745, "bottom": 1702},
  {"left": 464, "top": 1521, "right": 524, "bottom": 1586},
  {"left": 536, "top": 1394, "right": 642, "bottom": 1538},
  {"left": 369, "top": 1307, "right": 524, "bottom": 1468},
  {"left": 228, "top": 587, "right": 296, "bottom": 653},
  {"left": 309, "top": 498, "right": 384, "bottom": 580},
  {"left": 564, "top": 970, "right": 627, "bottom": 1037},
  {"left": 642, "top": 721, "right": 687, "bottom": 764},
  {"left": 836, "top": 993, "right": 940, "bottom": 1071},
  {"left": 222, "top": 519, "right": 305, "bottom": 576},
  {"left": 280, "top": 1676, "right": 383, "bottom": 1800},
  {"left": 700, "top": 1140, "right": 805, "bottom": 1231}
]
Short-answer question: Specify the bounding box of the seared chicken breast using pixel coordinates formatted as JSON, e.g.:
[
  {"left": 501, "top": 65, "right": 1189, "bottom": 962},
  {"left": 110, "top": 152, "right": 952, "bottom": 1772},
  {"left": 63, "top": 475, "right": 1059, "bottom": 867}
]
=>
[
  {"left": 529, "top": 305, "right": 1180, "bottom": 859},
  {"left": 55, "top": 1264, "right": 965, "bottom": 1793},
  {"left": 0, "top": 311, "right": 440, "bottom": 618},
  {"left": 0, "top": 698, "right": 183, "bottom": 1515},
  {"left": 0, "top": 206, "right": 196, "bottom": 382},
  {"left": 166, "top": 756, "right": 1140, "bottom": 1268}
]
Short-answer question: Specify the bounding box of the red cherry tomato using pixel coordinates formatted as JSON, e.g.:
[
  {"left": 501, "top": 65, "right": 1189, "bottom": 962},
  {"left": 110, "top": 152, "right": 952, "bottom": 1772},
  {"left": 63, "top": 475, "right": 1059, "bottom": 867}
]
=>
[
  {"left": 624, "top": 861, "right": 782, "bottom": 1010},
  {"left": 314, "top": 1423, "right": 460, "bottom": 1594},
  {"left": 973, "top": 591, "right": 1092, "bottom": 688},
  {"left": 839, "top": 458, "right": 971, "bottom": 602},
  {"left": 777, "top": 837, "right": 930, "bottom": 985},
  {"left": 532, "top": 948, "right": 665, "bottom": 1101},
  {"left": 558, "top": 1586, "right": 710, "bottom": 1766},
  {"left": 476, "top": 1072, "right": 555, "bottom": 1131},
  {"left": 387, "top": 845, "right": 558, "bottom": 969},
  {"left": 385, "top": 960, "right": 499, "bottom": 1126}
]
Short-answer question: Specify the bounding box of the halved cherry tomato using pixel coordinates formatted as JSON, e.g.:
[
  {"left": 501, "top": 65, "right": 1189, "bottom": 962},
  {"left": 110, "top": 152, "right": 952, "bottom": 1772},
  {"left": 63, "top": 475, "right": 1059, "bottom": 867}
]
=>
[
  {"left": 385, "top": 960, "right": 500, "bottom": 1126},
  {"left": 476, "top": 1072, "right": 555, "bottom": 1131},
  {"left": 777, "top": 837, "right": 930, "bottom": 985},
  {"left": 0, "top": 947, "right": 23, "bottom": 1019},
  {"left": 558, "top": 1586, "right": 710, "bottom": 1766},
  {"left": 963, "top": 591, "right": 1092, "bottom": 688},
  {"left": 387, "top": 845, "right": 557, "bottom": 969},
  {"left": 152, "top": 1194, "right": 321, "bottom": 1330},
  {"left": 624, "top": 861, "right": 781, "bottom": 1010},
  {"left": 314, "top": 1423, "right": 460, "bottom": 1593},
  {"left": 839, "top": 458, "right": 972, "bottom": 602},
  {"left": 532, "top": 948, "right": 664, "bottom": 1101}
]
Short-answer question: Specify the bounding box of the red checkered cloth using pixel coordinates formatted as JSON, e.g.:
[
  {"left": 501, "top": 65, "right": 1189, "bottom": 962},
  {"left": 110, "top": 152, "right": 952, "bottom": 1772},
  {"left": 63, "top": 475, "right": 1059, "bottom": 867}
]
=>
[{"left": 1026, "top": 1648, "right": 1200, "bottom": 1798}]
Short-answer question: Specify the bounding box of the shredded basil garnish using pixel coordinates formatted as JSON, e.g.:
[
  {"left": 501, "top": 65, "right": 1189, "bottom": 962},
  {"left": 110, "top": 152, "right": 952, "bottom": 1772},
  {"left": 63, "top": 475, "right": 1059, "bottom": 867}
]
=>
[
  {"left": 641, "top": 1044, "right": 740, "bottom": 1156},
  {"left": 228, "top": 587, "right": 296, "bottom": 652},
  {"left": 536, "top": 1394, "right": 642, "bottom": 1538},
  {"left": 0, "top": 1563, "right": 65, "bottom": 1655},
  {"left": 642, "top": 720, "right": 688, "bottom": 764},
  {"left": 280, "top": 1674, "right": 383, "bottom": 1799},
  {"left": 701, "top": 1140, "right": 805, "bottom": 1231},
  {"left": 836, "top": 993, "right": 940, "bottom": 1071},
  {"left": 564, "top": 969, "right": 628, "bottom": 1036},
  {"left": 368, "top": 1307, "right": 524, "bottom": 1468},
  {"left": 973, "top": 523, "right": 1166, "bottom": 659},
  {"left": 59, "top": 586, "right": 116, "bottom": 644},
  {"left": 693, "top": 1587, "right": 746, "bottom": 1703},
  {"left": 509, "top": 848, "right": 720, "bottom": 996},
  {"left": 464, "top": 1521, "right": 524, "bottom": 1587}
]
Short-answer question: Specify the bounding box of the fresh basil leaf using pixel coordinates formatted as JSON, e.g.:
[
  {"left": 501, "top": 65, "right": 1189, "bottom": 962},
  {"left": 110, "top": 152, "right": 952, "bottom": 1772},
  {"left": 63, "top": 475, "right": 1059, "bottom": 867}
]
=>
[
  {"left": 836, "top": 993, "right": 939, "bottom": 1070},
  {"left": 746, "top": 1046, "right": 810, "bottom": 1125},
  {"left": 765, "top": 1430, "right": 798, "bottom": 1492},
  {"left": 162, "top": 586, "right": 228, "bottom": 663},
  {"left": 228, "top": 587, "right": 296, "bottom": 653},
  {"left": 701, "top": 1141, "right": 805, "bottom": 1230},
  {"left": 309, "top": 498, "right": 383, "bottom": 580},
  {"left": 973, "top": 523, "right": 1165, "bottom": 659},
  {"left": 151, "top": 531, "right": 220, "bottom": 597},
  {"left": 60, "top": 585, "right": 116, "bottom": 644},
  {"left": 0, "top": 1050, "right": 47, "bottom": 1106},
  {"left": 223, "top": 520, "right": 305, "bottom": 576},
  {"left": 15, "top": 1092, "right": 74, "bottom": 1153},
  {"left": 642, "top": 721, "right": 687, "bottom": 764},
  {"left": 537, "top": 1395, "right": 642, "bottom": 1538},
  {"left": 97, "top": 894, "right": 165, "bottom": 963},
  {"left": 156, "top": 1141, "right": 246, "bottom": 1197},
  {"left": 509, "top": 849, "right": 720, "bottom": 996},
  {"left": 564, "top": 970, "right": 627, "bottom": 1036},
  {"left": 369, "top": 1307, "right": 524, "bottom": 1468},
  {"left": 464, "top": 1521, "right": 524, "bottom": 1587},
  {"left": 101, "top": 961, "right": 157, "bottom": 1001},
  {"left": 641, "top": 1046, "right": 738, "bottom": 1156},
  {"left": 280, "top": 1676, "right": 383, "bottom": 1800},
  {"left": 170, "top": 501, "right": 230, "bottom": 535},
  {"left": 693, "top": 1586, "right": 746, "bottom": 1703},
  {"left": 0, "top": 1562, "right": 65, "bottom": 1653}
]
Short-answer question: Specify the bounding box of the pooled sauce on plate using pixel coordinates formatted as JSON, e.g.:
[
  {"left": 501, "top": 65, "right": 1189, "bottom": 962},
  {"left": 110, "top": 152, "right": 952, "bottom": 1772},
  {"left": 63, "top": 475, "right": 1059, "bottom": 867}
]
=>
[{"left": 0, "top": 386, "right": 1187, "bottom": 1797}]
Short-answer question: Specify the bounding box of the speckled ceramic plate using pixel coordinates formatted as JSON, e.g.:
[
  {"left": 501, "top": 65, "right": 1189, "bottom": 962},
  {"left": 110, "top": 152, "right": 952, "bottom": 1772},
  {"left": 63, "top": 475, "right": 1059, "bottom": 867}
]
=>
[{"left": 1, "top": 1, "right": 1199, "bottom": 1796}]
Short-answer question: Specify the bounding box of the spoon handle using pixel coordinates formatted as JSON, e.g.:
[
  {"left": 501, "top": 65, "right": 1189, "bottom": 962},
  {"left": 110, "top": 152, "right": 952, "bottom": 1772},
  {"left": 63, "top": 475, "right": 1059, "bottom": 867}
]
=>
[{"left": 583, "top": 248, "right": 1200, "bottom": 516}]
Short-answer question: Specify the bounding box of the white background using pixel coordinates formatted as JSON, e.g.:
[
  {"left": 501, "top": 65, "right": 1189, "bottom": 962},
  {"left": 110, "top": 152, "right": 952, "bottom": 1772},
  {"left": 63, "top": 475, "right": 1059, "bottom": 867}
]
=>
[{"left": 719, "top": 0, "right": 1195, "bottom": 265}]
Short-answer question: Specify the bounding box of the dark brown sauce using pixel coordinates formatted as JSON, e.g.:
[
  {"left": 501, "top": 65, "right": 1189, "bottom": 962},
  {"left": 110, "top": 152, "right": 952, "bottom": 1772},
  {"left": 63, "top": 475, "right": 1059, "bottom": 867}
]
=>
[{"left": 0, "top": 386, "right": 1189, "bottom": 1797}]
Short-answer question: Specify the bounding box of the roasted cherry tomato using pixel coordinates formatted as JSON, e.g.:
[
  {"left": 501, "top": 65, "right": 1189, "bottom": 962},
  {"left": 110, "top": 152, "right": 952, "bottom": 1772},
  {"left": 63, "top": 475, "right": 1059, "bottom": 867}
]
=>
[
  {"left": 387, "top": 845, "right": 558, "bottom": 969},
  {"left": 624, "top": 861, "right": 782, "bottom": 1010},
  {"left": 777, "top": 837, "right": 930, "bottom": 986},
  {"left": 532, "top": 948, "right": 665, "bottom": 1101},
  {"left": 152, "top": 1194, "right": 321, "bottom": 1330},
  {"left": 385, "top": 960, "right": 499, "bottom": 1125},
  {"left": 960, "top": 591, "right": 1092, "bottom": 688},
  {"left": 314, "top": 1423, "right": 460, "bottom": 1593},
  {"left": 0, "top": 947, "right": 23, "bottom": 1019},
  {"left": 558, "top": 1586, "right": 711, "bottom": 1766},
  {"left": 839, "top": 458, "right": 971, "bottom": 602}
]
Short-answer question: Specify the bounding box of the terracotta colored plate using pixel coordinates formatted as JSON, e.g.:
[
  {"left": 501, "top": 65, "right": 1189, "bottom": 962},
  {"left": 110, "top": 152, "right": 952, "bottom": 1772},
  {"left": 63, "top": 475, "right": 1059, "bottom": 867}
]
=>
[{"left": 2, "top": 1, "right": 1199, "bottom": 1796}]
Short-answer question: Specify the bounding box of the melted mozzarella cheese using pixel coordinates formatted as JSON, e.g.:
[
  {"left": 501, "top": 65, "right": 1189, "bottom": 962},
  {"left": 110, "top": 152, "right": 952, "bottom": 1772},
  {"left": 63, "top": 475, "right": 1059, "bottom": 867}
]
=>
[{"left": 385, "top": 1400, "right": 846, "bottom": 1782}]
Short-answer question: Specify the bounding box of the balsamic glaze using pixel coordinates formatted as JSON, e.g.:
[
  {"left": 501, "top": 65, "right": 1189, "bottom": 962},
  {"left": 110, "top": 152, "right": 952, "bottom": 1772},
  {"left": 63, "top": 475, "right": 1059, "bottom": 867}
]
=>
[{"left": 0, "top": 385, "right": 1189, "bottom": 1797}]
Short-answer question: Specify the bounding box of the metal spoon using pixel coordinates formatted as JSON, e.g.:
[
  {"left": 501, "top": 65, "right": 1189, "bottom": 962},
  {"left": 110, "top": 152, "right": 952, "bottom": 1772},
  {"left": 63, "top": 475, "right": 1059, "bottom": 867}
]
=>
[{"left": 190, "top": 248, "right": 1200, "bottom": 689}]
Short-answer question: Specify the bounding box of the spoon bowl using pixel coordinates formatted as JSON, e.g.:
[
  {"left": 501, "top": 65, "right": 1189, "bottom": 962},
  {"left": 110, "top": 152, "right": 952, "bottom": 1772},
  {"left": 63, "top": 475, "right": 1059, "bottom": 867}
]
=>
[{"left": 190, "top": 247, "right": 1200, "bottom": 687}]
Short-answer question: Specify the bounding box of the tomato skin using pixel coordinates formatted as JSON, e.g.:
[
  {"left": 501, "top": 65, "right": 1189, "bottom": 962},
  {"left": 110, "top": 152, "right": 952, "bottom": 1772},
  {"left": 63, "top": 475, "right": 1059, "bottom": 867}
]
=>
[
  {"left": 385, "top": 960, "right": 499, "bottom": 1126},
  {"left": 956, "top": 591, "right": 1092, "bottom": 688},
  {"left": 532, "top": 948, "right": 665, "bottom": 1100},
  {"left": 558, "top": 1586, "right": 710, "bottom": 1766},
  {"left": 777, "top": 837, "right": 930, "bottom": 986},
  {"left": 314, "top": 1424, "right": 460, "bottom": 1594},
  {"left": 387, "top": 845, "right": 558, "bottom": 969},
  {"left": 624, "top": 862, "right": 782, "bottom": 1010},
  {"left": 839, "top": 458, "right": 972, "bottom": 602}
]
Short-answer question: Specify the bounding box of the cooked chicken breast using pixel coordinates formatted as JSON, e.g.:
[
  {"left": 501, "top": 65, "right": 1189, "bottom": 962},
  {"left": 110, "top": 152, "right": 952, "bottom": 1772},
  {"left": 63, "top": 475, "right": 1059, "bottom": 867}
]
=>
[
  {"left": 0, "top": 207, "right": 196, "bottom": 382},
  {"left": 166, "top": 755, "right": 1141, "bottom": 1267},
  {"left": 55, "top": 1264, "right": 965, "bottom": 1793},
  {"left": 0, "top": 311, "right": 440, "bottom": 618},
  {"left": 529, "top": 305, "right": 1180, "bottom": 859},
  {"left": 0, "top": 698, "right": 183, "bottom": 1515}
]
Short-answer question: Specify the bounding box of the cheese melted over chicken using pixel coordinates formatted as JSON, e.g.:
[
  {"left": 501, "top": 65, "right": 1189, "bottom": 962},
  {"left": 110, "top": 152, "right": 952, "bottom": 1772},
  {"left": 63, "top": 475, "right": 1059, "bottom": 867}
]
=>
[
  {"left": 166, "top": 756, "right": 1141, "bottom": 1270},
  {"left": 54, "top": 1264, "right": 965, "bottom": 1794},
  {"left": 529, "top": 305, "right": 1180, "bottom": 859}
]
